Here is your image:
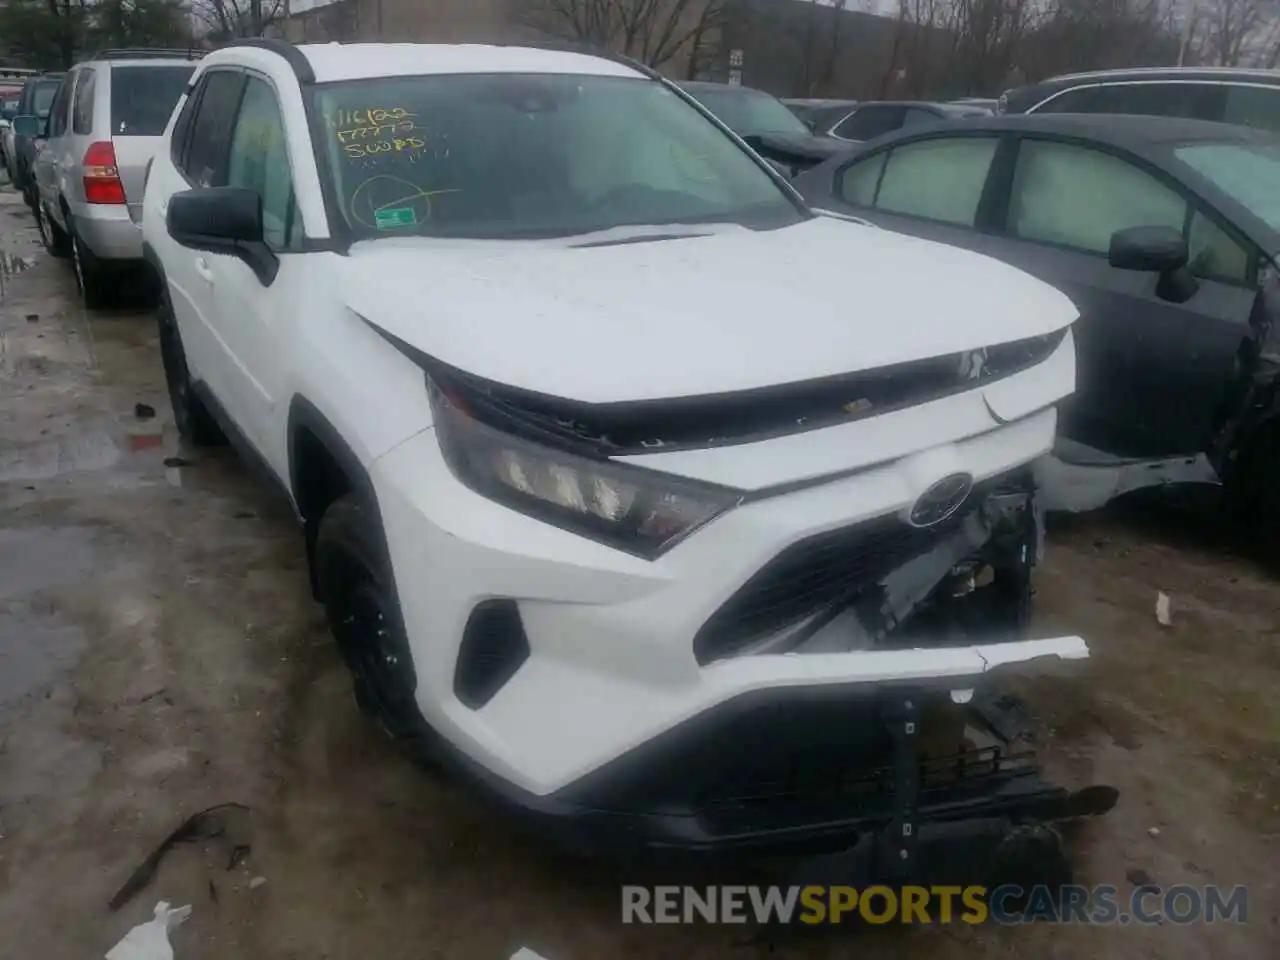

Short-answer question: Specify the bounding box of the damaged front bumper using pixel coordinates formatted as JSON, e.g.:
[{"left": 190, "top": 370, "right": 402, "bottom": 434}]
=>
[
  {"left": 419, "top": 469, "right": 1100, "bottom": 860},
  {"left": 377, "top": 406, "right": 1106, "bottom": 861}
]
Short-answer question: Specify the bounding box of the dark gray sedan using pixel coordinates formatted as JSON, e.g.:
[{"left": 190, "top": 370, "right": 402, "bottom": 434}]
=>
[{"left": 793, "top": 113, "right": 1280, "bottom": 529}]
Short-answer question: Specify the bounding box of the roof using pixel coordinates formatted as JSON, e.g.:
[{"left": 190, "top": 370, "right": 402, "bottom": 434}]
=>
[
  {"left": 1044, "top": 65, "right": 1280, "bottom": 85},
  {"left": 292, "top": 43, "right": 643, "bottom": 83},
  {"left": 930, "top": 111, "right": 1280, "bottom": 146},
  {"left": 782, "top": 98, "right": 858, "bottom": 106},
  {"left": 680, "top": 80, "right": 773, "bottom": 96}
]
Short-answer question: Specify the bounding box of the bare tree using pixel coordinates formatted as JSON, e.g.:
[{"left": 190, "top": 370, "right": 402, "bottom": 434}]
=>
[
  {"left": 793, "top": 0, "right": 848, "bottom": 97},
  {"left": 1188, "top": 0, "right": 1275, "bottom": 65},
  {"left": 522, "top": 0, "right": 728, "bottom": 72},
  {"left": 191, "top": 0, "right": 285, "bottom": 39}
]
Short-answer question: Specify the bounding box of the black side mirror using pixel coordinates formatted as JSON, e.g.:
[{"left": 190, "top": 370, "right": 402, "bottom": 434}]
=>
[
  {"left": 1109, "top": 225, "right": 1199, "bottom": 304},
  {"left": 167, "top": 187, "right": 279, "bottom": 286},
  {"left": 12, "top": 114, "right": 39, "bottom": 136}
]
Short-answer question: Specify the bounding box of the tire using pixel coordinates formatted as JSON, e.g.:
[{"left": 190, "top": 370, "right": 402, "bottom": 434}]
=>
[
  {"left": 69, "top": 223, "right": 113, "bottom": 309},
  {"left": 1227, "top": 421, "right": 1280, "bottom": 549},
  {"left": 34, "top": 202, "right": 71, "bottom": 259},
  {"left": 157, "top": 283, "right": 226, "bottom": 447},
  {"left": 314, "top": 494, "right": 424, "bottom": 745}
]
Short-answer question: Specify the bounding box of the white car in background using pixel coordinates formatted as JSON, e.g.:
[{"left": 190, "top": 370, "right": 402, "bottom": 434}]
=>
[{"left": 141, "top": 39, "right": 1111, "bottom": 864}]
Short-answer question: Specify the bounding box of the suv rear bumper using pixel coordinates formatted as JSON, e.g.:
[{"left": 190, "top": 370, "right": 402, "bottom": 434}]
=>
[{"left": 70, "top": 203, "right": 143, "bottom": 261}]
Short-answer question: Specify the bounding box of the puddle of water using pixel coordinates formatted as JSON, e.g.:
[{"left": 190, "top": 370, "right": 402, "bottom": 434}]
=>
[
  {"left": 0, "top": 527, "right": 96, "bottom": 706},
  {"left": 0, "top": 431, "right": 123, "bottom": 483},
  {"left": 0, "top": 603, "right": 86, "bottom": 706},
  {"left": 0, "top": 248, "right": 32, "bottom": 298}
]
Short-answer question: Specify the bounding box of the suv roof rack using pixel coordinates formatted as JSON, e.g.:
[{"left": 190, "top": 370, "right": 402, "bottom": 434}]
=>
[{"left": 89, "top": 48, "right": 205, "bottom": 62}]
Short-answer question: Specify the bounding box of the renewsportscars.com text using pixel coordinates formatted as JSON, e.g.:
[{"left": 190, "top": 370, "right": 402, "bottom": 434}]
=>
[{"left": 621, "top": 884, "right": 1249, "bottom": 925}]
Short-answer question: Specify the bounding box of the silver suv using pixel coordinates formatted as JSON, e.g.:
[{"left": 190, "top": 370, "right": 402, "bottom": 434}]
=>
[{"left": 28, "top": 49, "right": 201, "bottom": 307}]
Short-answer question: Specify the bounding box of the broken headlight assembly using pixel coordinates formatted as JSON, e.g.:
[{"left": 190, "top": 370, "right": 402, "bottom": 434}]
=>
[{"left": 428, "top": 379, "right": 744, "bottom": 559}]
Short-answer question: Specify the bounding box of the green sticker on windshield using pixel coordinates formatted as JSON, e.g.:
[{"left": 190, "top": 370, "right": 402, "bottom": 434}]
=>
[{"left": 374, "top": 206, "right": 417, "bottom": 229}]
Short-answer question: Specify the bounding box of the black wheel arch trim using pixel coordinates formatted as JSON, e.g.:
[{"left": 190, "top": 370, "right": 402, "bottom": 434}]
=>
[{"left": 288, "top": 394, "right": 423, "bottom": 709}]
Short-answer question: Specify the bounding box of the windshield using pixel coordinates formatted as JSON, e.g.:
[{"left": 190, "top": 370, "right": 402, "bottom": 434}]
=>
[
  {"left": 33, "top": 80, "right": 59, "bottom": 117},
  {"left": 311, "top": 73, "right": 801, "bottom": 241},
  {"left": 1175, "top": 142, "right": 1280, "bottom": 233},
  {"left": 686, "top": 86, "right": 812, "bottom": 137},
  {"left": 111, "top": 65, "right": 195, "bottom": 135}
]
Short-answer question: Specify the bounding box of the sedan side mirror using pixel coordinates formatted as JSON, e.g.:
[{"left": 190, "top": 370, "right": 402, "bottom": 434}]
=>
[
  {"left": 167, "top": 186, "right": 279, "bottom": 286},
  {"left": 12, "top": 114, "right": 39, "bottom": 137},
  {"left": 1108, "top": 225, "right": 1198, "bottom": 304}
]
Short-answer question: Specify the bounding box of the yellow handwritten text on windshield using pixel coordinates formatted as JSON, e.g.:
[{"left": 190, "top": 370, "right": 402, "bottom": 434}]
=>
[
  {"left": 329, "top": 107, "right": 417, "bottom": 143},
  {"left": 343, "top": 137, "right": 425, "bottom": 160}
]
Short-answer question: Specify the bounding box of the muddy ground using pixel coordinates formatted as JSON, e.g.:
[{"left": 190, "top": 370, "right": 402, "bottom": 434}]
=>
[{"left": 0, "top": 181, "right": 1276, "bottom": 960}]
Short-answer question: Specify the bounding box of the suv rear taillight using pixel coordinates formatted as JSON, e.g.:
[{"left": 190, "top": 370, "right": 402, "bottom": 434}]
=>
[{"left": 82, "top": 141, "right": 125, "bottom": 204}]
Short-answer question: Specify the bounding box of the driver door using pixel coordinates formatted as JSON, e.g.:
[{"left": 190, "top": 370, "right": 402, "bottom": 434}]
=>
[{"left": 203, "top": 73, "right": 305, "bottom": 476}]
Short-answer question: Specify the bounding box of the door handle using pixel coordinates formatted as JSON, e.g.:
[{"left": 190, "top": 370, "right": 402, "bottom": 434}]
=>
[{"left": 194, "top": 257, "right": 213, "bottom": 282}]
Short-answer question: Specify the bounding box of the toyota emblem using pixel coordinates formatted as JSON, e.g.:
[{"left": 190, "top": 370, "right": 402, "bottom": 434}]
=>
[{"left": 908, "top": 472, "right": 974, "bottom": 528}]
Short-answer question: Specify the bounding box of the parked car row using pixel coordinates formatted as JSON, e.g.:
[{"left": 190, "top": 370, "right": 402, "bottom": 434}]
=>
[{"left": 11, "top": 48, "right": 201, "bottom": 306}]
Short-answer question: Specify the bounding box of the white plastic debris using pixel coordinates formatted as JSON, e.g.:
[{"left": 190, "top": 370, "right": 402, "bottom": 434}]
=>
[
  {"left": 249, "top": 876, "right": 266, "bottom": 889},
  {"left": 106, "top": 901, "right": 191, "bottom": 960},
  {"left": 1155, "top": 591, "right": 1172, "bottom": 627},
  {"left": 1148, "top": 826, "right": 1161, "bottom": 838},
  {"left": 510, "top": 950, "right": 553, "bottom": 960}
]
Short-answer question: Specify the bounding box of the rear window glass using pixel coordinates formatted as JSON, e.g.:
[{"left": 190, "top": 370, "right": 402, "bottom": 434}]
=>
[
  {"left": 33, "top": 81, "right": 60, "bottom": 116},
  {"left": 110, "top": 65, "right": 195, "bottom": 136}
]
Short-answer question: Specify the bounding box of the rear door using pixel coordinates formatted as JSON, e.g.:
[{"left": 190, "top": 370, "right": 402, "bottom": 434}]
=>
[{"left": 107, "top": 63, "right": 196, "bottom": 221}]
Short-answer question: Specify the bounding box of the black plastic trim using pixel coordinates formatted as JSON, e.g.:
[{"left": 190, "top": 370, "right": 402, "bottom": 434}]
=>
[
  {"left": 454, "top": 600, "right": 531, "bottom": 709},
  {"left": 365, "top": 314, "right": 1067, "bottom": 460}
]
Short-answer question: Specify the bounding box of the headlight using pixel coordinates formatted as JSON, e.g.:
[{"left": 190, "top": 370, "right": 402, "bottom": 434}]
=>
[{"left": 429, "top": 380, "right": 743, "bottom": 559}]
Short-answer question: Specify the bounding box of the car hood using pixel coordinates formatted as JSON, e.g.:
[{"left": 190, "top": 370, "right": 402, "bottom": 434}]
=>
[{"left": 341, "top": 215, "right": 1078, "bottom": 405}]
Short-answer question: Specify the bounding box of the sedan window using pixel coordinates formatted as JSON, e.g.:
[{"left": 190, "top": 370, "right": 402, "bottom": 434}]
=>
[
  {"left": 1187, "top": 210, "right": 1250, "bottom": 284},
  {"left": 874, "top": 137, "right": 999, "bottom": 226},
  {"left": 1221, "top": 86, "right": 1280, "bottom": 133},
  {"left": 1176, "top": 141, "right": 1280, "bottom": 233},
  {"left": 1008, "top": 139, "right": 1186, "bottom": 254},
  {"left": 901, "top": 107, "right": 940, "bottom": 128}
]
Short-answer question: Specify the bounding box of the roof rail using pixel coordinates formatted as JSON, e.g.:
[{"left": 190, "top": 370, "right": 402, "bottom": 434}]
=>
[
  {"left": 218, "top": 37, "right": 316, "bottom": 83},
  {"left": 88, "top": 48, "right": 206, "bottom": 62}
]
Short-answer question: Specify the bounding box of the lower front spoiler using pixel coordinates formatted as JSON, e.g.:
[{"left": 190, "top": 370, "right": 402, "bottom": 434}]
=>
[{"left": 431, "top": 686, "right": 1118, "bottom": 867}]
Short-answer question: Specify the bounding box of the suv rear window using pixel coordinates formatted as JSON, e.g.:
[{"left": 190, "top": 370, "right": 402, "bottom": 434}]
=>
[
  {"left": 32, "top": 80, "right": 60, "bottom": 117},
  {"left": 110, "top": 65, "right": 195, "bottom": 136}
]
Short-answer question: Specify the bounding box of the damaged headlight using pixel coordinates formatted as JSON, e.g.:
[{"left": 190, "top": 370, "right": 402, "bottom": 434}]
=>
[{"left": 429, "top": 380, "right": 743, "bottom": 559}]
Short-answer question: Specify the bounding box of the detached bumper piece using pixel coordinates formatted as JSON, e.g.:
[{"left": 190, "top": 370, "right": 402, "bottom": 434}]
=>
[
  {"left": 695, "top": 468, "right": 1039, "bottom": 664},
  {"left": 458, "top": 683, "right": 1116, "bottom": 864}
]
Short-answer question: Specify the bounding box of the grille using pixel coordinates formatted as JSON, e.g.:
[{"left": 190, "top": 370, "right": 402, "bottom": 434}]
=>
[{"left": 693, "top": 471, "right": 1029, "bottom": 664}]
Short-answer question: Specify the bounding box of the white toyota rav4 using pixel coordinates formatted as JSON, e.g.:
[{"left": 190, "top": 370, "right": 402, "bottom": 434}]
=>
[{"left": 143, "top": 39, "right": 1106, "bottom": 862}]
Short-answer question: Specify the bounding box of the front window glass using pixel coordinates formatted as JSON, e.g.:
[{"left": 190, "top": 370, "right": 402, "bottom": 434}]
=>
[
  {"left": 1009, "top": 139, "right": 1186, "bottom": 254},
  {"left": 311, "top": 73, "right": 801, "bottom": 240},
  {"left": 686, "top": 86, "right": 811, "bottom": 137},
  {"left": 1176, "top": 142, "right": 1280, "bottom": 233}
]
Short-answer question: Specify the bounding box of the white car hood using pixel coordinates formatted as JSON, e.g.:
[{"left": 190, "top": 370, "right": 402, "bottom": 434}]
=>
[{"left": 342, "top": 216, "right": 1077, "bottom": 404}]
